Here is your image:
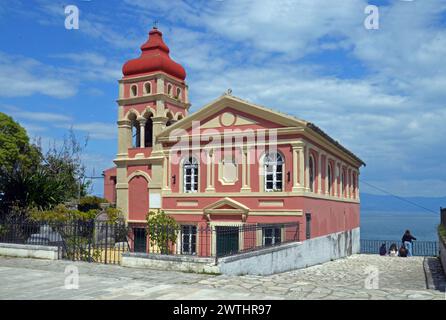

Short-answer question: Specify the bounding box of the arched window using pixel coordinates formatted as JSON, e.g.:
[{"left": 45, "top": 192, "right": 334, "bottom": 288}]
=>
[
  {"left": 327, "top": 163, "right": 332, "bottom": 195},
  {"left": 183, "top": 157, "right": 198, "bottom": 193},
  {"left": 167, "top": 84, "right": 173, "bottom": 97},
  {"left": 144, "top": 117, "right": 153, "bottom": 147},
  {"left": 130, "top": 84, "right": 137, "bottom": 97},
  {"left": 128, "top": 113, "right": 140, "bottom": 148},
  {"left": 166, "top": 112, "right": 174, "bottom": 127},
  {"left": 144, "top": 82, "right": 151, "bottom": 95},
  {"left": 264, "top": 152, "right": 283, "bottom": 192},
  {"left": 309, "top": 155, "right": 315, "bottom": 192},
  {"left": 176, "top": 87, "right": 181, "bottom": 100},
  {"left": 341, "top": 170, "right": 346, "bottom": 197}
]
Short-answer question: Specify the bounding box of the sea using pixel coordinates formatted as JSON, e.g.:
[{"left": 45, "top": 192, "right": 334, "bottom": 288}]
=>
[{"left": 360, "top": 211, "right": 439, "bottom": 241}]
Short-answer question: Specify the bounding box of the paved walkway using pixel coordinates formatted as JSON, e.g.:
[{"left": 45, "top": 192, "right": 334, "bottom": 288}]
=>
[{"left": 0, "top": 255, "right": 444, "bottom": 300}]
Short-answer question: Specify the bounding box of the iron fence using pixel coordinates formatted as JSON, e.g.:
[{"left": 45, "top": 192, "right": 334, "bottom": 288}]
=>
[
  {"left": 0, "top": 219, "right": 300, "bottom": 262},
  {"left": 136, "top": 222, "right": 300, "bottom": 258},
  {"left": 360, "top": 239, "right": 439, "bottom": 256},
  {"left": 0, "top": 219, "right": 131, "bottom": 264}
]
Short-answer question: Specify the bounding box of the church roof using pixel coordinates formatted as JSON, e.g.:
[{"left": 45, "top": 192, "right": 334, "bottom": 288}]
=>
[
  {"left": 122, "top": 27, "right": 186, "bottom": 80},
  {"left": 159, "top": 94, "right": 365, "bottom": 167}
]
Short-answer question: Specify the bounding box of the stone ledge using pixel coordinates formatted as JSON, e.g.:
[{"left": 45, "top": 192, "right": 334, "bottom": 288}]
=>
[
  {"left": 0, "top": 242, "right": 59, "bottom": 260},
  {"left": 0, "top": 243, "right": 59, "bottom": 252},
  {"left": 122, "top": 252, "right": 214, "bottom": 264},
  {"left": 121, "top": 252, "right": 219, "bottom": 274}
]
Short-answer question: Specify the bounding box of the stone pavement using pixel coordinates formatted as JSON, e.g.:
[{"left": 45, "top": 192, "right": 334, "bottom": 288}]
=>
[{"left": 0, "top": 254, "right": 444, "bottom": 300}]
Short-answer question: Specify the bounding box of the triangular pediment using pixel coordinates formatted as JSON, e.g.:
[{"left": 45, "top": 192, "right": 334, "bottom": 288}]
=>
[
  {"left": 200, "top": 112, "right": 259, "bottom": 129},
  {"left": 203, "top": 197, "right": 249, "bottom": 214},
  {"left": 158, "top": 94, "right": 308, "bottom": 138},
  {"left": 203, "top": 197, "right": 249, "bottom": 222}
]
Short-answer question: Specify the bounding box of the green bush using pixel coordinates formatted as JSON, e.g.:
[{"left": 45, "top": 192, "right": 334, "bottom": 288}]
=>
[
  {"left": 146, "top": 209, "right": 179, "bottom": 254},
  {"left": 105, "top": 207, "right": 124, "bottom": 223},
  {"left": 0, "top": 225, "right": 6, "bottom": 238},
  {"left": 78, "top": 196, "right": 108, "bottom": 212},
  {"left": 29, "top": 204, "right": 98, "bottom": 222}
]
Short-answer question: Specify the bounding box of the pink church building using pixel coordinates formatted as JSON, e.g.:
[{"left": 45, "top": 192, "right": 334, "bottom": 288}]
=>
[{"left": 103, "top": 27, "right": 365, "bottom": 258}]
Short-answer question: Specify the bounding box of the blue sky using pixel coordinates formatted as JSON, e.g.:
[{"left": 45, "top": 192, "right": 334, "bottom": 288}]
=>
[{"left": 0, "top": 0, "right": 445, "bottom": 198}]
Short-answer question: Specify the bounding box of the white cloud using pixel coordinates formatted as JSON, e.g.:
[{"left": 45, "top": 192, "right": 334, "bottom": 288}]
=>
[
  {"left": 0, "top": 52, "right": 77, "bottom": 98},
  {"left": 56, "top": 122, "right": 116, "bottom": 140},
  {"left": 3, "top": 0, "right": 446, "bottom": 196},
  {"left": 49, "top": 51, "right": 122, "bottom": 82}
]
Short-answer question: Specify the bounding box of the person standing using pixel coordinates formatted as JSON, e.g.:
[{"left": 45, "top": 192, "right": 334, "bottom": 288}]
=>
[{"left": 402, "top": 230, "right": 417, "bottom": 257}]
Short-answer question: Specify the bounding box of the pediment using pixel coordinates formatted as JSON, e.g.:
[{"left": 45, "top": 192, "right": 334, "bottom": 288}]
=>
[
  {"left": 203, "top": 197, "right": 249, "bottom": 221},
  {"left": 200, "top": 112, "right": 259, "bottom": 129},
  {"left": 158, "top": 94, "right": 307, "bottom": 139}
]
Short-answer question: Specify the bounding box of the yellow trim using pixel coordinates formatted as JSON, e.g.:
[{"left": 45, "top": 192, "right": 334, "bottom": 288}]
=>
[{"left": 162, "top": 192, "right": 360, "bottom": 204}]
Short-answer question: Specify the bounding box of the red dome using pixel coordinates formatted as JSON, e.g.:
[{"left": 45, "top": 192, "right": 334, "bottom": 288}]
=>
[{"left": 122, "top": 28, "right": 186, "bottom": 80}]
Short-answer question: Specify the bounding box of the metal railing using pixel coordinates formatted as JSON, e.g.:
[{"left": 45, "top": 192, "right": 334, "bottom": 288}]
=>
[
  {"left": 0, "top": 219, "right": 131, "bottom": 264},
  {"left": 360, "top": 239, "right": 439, "bottom": 256},
  {"left": 136, "top": 222, "right": 300, "bottom": 258},
  {"left": 0, "top": 219, "right": 300, "bottom": 261}
]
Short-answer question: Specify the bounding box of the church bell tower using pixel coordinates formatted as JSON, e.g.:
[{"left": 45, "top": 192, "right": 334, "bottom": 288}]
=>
[{"left": 114, "top": 26, "right": 190, "bottom": 220}]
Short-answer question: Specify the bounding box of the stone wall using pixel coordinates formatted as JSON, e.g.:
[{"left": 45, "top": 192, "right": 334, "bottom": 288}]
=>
[
  {"left": 218, "top": 227, "right": 360, "bottom": 276},
  {"left": 121, "top": 228, "right": 360, "bottom": 276},
  {"left": 0, "top": 243, "right": 59, "bottom": 260},
  {"left": 121, "top": 252, "right": 220, "bottom": 274},
  {"left": 439, "top": 236, "right": 446, "bottom": 277}
]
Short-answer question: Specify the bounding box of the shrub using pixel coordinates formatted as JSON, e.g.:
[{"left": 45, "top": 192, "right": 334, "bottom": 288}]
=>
[
  {"left": 29, "top": 204, "right": 98, "bottom": 222},
  {"left": 105, "top": 207, "right": 124, "bottom": 223},
  {"left": 146, "top": 209, "right": 179, "bottom": 254},
  {"left": 78, "top": 196, "right": 108, "bottom": 212}
]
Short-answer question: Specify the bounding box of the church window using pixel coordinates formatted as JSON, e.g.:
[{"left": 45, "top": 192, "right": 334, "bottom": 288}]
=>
[
  {"left": 166, "top": 112, "right": 174, "bottom": 127},
  {"left": 264, "top": 152, "right": 283, "bottom": 192},
  {"left": 130, "top": 84, "right": 137, "bottom": 97},
  {"left": 327, "top": 163, "right": 333, "bottom": 195},
  {"left": 144, "top": 82, "right": 151, "bottom": 95},
  {"left": 144, "top": 117, "right": 153, "bottom": 147},
  {"left": 183, "top": 157, "right": 198, "bottom": 193},
  {"left": 181, "top": 225, "right": 197, "bottom": 255},
  {"left": 309, "top": 155, "right": 315, "bottom": 192}
]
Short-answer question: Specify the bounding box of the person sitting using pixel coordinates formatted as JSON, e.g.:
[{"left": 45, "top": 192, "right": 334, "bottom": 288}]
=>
[
  {"left": 379, "top": 243, "right": 387, "bottom": 256},
  {"left": 398, "top": 244, "right": 408, "bottom": 257},
  {"left": 388, "top": 243, "right": 398, "bottom": 256}
]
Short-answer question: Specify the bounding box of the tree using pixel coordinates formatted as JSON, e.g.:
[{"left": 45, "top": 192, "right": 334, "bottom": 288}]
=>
[
  {"left": 0, "top": 112, "right": 40, "bottom": 172},
  {"left": 146, "top": 209, "right": 179, "bottom": 254},
  {"left": 0, "top": 113, "right": 91, "bottom": 219},
  {"left": 38, "top": 129, "right": 91, "bottom": 202}
]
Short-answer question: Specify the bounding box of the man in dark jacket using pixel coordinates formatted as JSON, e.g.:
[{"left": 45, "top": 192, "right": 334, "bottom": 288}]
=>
[{"left": 402, "top": 230, "right": 417, "bottom": 257}]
